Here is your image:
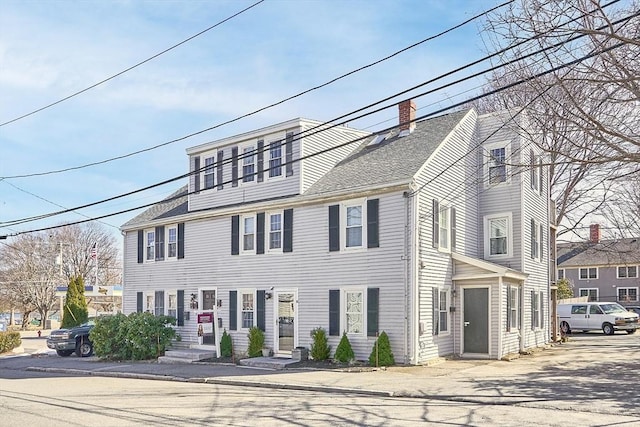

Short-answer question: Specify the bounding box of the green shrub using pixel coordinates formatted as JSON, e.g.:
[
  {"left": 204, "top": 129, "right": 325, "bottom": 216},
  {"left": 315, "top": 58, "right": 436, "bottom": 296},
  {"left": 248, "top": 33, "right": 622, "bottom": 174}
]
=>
[
  {"left": 61, "top": 276, "right": 89, "bottom": 328},
  {"left": 220, "top": 329, "right": 233, "bottom": 357},
  {"left": 334, "top": 332, "right": 355, "bottom": 363},
  {"left": 247, "top": 326, "right": 265, "bottom": 357},
  {"left": 0, "top": 331, "right": 21, "bottom": 353},
  {"left": 310, "top": 327, "right": 331, "bottom": 361},
  {"left": 90, "top": 312, "right": 176, "bottom": 360},
  {"left": 368, "top": 331, "right": 395, "bottom": 367}
]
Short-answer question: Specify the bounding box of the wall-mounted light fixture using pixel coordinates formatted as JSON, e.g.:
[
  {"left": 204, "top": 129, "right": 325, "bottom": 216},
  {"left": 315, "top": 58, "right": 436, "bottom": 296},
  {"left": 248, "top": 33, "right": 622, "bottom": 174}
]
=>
[{"left": 265, "top": 292, "right": 272, "bottom": 300}]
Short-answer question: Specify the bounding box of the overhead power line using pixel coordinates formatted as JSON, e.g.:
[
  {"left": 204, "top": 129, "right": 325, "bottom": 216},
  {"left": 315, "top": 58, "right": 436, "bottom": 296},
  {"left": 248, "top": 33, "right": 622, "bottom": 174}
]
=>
[
  {"left": 0, "top": 0, "right": 265, "bottom": 128},
  {"left": 0, "top": 0, "right": 514, "bottom": 180},
  {"left": 1, "top": 6, "right": 634, "bottom": 229},
  {"left": 0, "top": 38, "right": 631, "bottom": 239}
]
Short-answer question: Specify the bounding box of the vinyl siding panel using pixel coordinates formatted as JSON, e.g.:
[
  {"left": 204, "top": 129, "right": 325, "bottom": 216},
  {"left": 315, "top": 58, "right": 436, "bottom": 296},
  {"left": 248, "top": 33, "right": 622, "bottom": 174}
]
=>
[
  {"left": 413, "top": 110, "right": 479, "bottom": 363},
  {"left": 123, "top": 192, "right": 408, "bottom": 362}
]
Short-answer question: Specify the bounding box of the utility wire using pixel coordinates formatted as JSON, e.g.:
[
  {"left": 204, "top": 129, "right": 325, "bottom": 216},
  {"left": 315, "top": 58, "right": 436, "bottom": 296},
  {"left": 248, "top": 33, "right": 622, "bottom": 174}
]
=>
[
  {"left": 1, "top": 9, "right": 634, "bottom": 228},
  {"left": 0, "top": 0, "right": 514, "bottom": 179},
  {"left": 0, "top": 38, "right": 631, "bottom": 238},
  {"left": 0, "top": 0, "right": 265, "bottom": 127}
]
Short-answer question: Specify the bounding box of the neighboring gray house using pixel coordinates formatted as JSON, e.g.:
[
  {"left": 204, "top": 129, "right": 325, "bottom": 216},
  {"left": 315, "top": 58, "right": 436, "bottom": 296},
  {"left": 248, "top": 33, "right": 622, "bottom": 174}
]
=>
[
  {"left": 121, "top": 101, "right": 551, "bottom": 364},
  {"left": 557, "top": 224, "right": 640, "bottom": 305}
]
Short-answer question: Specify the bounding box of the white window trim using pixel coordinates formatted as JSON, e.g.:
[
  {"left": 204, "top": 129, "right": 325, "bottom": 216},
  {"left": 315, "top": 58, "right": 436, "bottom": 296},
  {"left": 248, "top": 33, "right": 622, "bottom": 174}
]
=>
[
  {"left": 438, "top": 288, "right": 451, "bottom": 336},
  {"left": 438, "top": 204, "right": 451, "bottom": 253},
  {"left": 341, "top": 287, "right": 366, "bottom": 336},
  {"left": 509, "top": 286, "right": 519, "bottom": 331},
  {"left": 241, "top": 214, "right": 256, "bottom": 255},
  {"left": 145, "top": 292, "right": 155, "bottom": 313},
  {"left": 266, "top": 138, "right": 284, "bottom": 181},
  {"left": 266, "top": 211, "right": 283, "bottom": 253},
  {"left": 239, "top": 289, "right": 256, "bottom": 330},
  {"left": 200, "top": 149, "right": 217, "bottom": 191},
  {"left": 167, "top": 290, "right": 177, "bottom": 319},
  {"left": 166, "top": 225, "right": 178, "bottom": 260},
  {"left": 483, "top": 141, "right": 511, "bottom": 188},
  {"left": 579, "top": 288, "right": 599, "bottom": 301},
  {"left": 616, "top": 265, "right": 638, "bottom": 279},
  {"left": 145, "top": 229, "right": 155, "bottom": 263},
  {"left": 578, "top": 267, "right": 598, "bottom": 280},
  {"left": 341, "top": 199, "right": 367, "bottom": 251},
  {"left": 240, "top": 143, "right": 257, "bottom": 186},
  {"left": 484, "top": 212, "right": 513, "bottom": 259},
  {"left": 617, "top": 287, "right": 638, "bottom": 302}
]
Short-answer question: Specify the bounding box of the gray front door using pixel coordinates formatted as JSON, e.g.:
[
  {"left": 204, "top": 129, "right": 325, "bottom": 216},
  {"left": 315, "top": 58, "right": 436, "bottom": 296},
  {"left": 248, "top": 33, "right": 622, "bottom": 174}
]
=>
[{"left": 463, "top": 288, "right": 489, "bottom": 354}]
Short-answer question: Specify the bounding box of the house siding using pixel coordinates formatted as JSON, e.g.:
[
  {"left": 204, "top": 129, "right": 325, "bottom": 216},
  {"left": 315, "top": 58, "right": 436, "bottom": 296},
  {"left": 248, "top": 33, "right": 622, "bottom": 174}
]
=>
[{"left": 123, "top": 191, "right": 409, "bottom": 362}]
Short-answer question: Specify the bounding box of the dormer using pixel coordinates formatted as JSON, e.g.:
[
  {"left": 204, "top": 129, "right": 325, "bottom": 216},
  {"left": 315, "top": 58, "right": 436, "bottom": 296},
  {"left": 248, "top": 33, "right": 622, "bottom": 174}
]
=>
[{"left": 186, "top": 118, "right": 370, "bottom": 212}]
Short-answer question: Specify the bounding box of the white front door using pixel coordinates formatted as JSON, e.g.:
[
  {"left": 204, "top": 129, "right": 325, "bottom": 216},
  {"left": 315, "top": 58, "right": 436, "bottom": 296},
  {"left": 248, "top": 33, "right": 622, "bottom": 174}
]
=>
[{"left": 274, "top": 290, "right": 297, "bottom": 355}]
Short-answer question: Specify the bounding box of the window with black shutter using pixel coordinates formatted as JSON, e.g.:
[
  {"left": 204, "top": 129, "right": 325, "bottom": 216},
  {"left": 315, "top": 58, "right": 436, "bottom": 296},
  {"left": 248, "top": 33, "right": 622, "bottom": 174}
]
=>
[
  {"left": 177, "top": 290, "right": 184, "bottom": 326},
  {"left": 229, "top": 291, "right": 237, "bottom": 331},
  {"left": 155, "top": 226, "right": 165, "bottom": 261},
  {"left": 137, "top": 230, "right": 144, "bottom": 264},
  {"left": 257, "top": 290, "right": 266, "bottom": 332},
  {"left": 194, "top": 156, "right": 200, "bottom": 193},
  {"left": 367, "top": 199, "right": 379, "bottom": 248},
  {"left": 177, "top": 223, "right": 185, "bottom": 259},
  {"left": 256, "top": 213, "right": 265, "bottom": 255},
  {"left": 283, "top": 208, "right": 293, "bottom": 252},
  {"left": 328, "top": 205, "right": 340, "bottom": 252},
  {"left": 231, "top": 216, "right": 240, "bottom": 255},
  {"left": 136, "top": 292, "right": 143, "bottom": 313},
  {"left": 367, "top": 288, "right": 379, "bottom": 337},
  {"left": 329, "top": 290, "right": 340, "bottom": 336},
  {"left": 231, "top": 147, "right": 238, "bottom": 187}
]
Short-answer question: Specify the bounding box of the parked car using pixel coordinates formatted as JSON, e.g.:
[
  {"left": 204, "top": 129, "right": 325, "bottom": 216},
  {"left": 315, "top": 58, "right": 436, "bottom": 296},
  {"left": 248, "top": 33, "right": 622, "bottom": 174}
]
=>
[
  {"left": 626, "top": 306, "right": 640, "bottom": 317},
  {"left": 46, "top": 322, "right": 94, "bottom": 357},
  {"left": 558, "top": 302, "right": 640, "bottom": 335}
]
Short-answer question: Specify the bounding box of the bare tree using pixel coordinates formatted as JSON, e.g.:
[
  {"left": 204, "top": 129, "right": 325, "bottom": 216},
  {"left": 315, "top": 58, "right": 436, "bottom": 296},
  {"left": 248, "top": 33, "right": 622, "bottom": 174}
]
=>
[
  {"left": 478, "top": 0, "right": 640, "bottom": 238},
  {"left": 0, "top": 223, "right": 121, "bottom": 328}
]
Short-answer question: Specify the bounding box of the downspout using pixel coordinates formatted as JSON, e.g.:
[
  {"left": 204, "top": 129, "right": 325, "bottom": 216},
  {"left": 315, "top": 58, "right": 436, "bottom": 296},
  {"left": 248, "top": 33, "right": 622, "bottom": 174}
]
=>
[
  {"left": 520, "top": 279, "right": 526, "bottom": 353},
  {"left": 402, "top": 189, "right": 412, "bottom": 364},
  {"left": 497, "top": 276, "right": 503, "bottom": 360}
]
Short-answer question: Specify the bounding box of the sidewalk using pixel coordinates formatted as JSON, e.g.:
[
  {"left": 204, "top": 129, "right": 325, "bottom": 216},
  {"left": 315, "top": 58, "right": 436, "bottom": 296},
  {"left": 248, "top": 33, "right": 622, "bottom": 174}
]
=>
[{"left": 8, "top": 330, "right": 573, "bottom": 404}]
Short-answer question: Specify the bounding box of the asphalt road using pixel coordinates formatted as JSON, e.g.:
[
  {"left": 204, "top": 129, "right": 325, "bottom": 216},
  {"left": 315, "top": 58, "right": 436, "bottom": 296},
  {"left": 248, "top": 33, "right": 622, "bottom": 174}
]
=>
[{"left": 1, "top": 331, "right": 640, "bottom": 426}]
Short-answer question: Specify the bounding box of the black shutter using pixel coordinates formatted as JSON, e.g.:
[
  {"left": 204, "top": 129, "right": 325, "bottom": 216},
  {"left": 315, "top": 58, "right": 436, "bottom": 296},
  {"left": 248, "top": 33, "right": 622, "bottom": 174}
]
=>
[
  {"left": 451, "top": 207, "right": 457, "bottom": 250},
  {"left": 217, "top": 150, "right": 224, "bottom": 190},
  {"left": 329, "top": 204, "right": 340, "bottom": 252},
  {"left": 531, "top": 218, "right": 536, "bottom": 259},
  {"left": 506, "top": 285, "right": 512, "bottom": 332},
  {"left": 531, "top": 290, "right": 536, "bottom": 330},
  {"left": 256, "top": 212, "right": 265, "bottom": 255},
  {"left": 231, "top": 215, "right": 240, "bottom": 255},
  {"left": 137, "top": 230, "right": 144, "bottom": 263},
  {"left": 539, "top": 159, "right": 544, "bottom": 193},
  {"left": 231, "top": 147, "right": 238, "bottom": 187},
  {"left": 530, "top": 149, "right": 536, "bottom": 189},
  {"left": 155, "top": 226, "right": 165, "bottom": 261},
  {"left": 177, "top": 223, "right": 185, "bottom": 259},
  {"left": 257, "top": 140, "right": 264, "bottom": 182},
  {"left": 432, "top": 287, "right": 439, "bottom": 335},
  {"left": 367, "top": 199, "right": 379, "bottom": 248},
  {"left": 283, "top": 208, "right": 293, "bottom": 253},
  {"left": 177, "top": 290, "right": 185, "bottom": 326},
  {"left": 540, "top": 292, "right": 544, "bottom": 328},
  {"left": 539, "top": 224, "right": 544, "bottom": 261},
  {"left": 257, "top": 290, "right": 266, "bottom": 332},
  {"left": 229, "top": 291, "right": 237, "bottom": 331},
  {"left": 194, "top": 156, "right": 200, "bottom": 193},
  {"left": 432, "top": 199, "right": 439, "bottom": 248},
  {"left": 367, "top": 288, "right": 379, "bottom": 337},
  {"left": 285, "top": 132, "right": 294, "bottom": 177},
  {"left": 136, "top": 292, "right": 143, "bottom": 313},
  {"left": 329, "top": 290, "right": 340, "bottom": 336}
]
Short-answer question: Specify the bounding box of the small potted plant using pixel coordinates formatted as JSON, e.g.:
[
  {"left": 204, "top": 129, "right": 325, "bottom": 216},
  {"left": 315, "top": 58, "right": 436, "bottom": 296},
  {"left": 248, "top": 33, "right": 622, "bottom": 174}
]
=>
[{"left": 261, "top": 346, "right": 272, "bottom": 357}]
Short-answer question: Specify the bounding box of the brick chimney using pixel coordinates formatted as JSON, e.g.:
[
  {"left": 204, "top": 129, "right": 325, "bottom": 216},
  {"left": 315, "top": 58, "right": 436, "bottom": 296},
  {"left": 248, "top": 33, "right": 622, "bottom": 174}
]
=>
[
  {"left": 398, "top": 100, "right": 416, "bottom": 133},
  {"left": 589, "top": 224, "right": 600, "bottom": 243}
]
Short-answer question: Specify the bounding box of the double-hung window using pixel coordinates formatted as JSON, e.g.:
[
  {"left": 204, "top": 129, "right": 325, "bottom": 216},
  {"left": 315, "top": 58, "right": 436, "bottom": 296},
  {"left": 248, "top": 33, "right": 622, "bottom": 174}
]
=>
[
  {"left": 558, "top": 269, "right": 565, "bottom": 280},
  {"left": 530, "top": 219, "right": 540, "bottom": 260},
  {"left": 167, "top": 291, "right": 177, "bottom": 318},
  {"left": 269, "top": 140, "right": 282, "bottom": 178},
  {"left": 242, "top": 216, "right": 255, "bottom": 253},
  {"left": 438, "top": 289, "right": 449, "bottom": 334},
  {"left": 530, "top": 150, "right": 539, "bottom": 192},
  {"left": 241, "top": 291, "right": 255, "bottom": 329},
  {"left": 531, "top": 291, "right": 541, "bottom": 329},
  {"left": 579, "top": 288, "right": 598, "bottom": 301},
  {"left": 617, "top": 266, "right": 638, "bottom": 278},
  {"left": 489, "top": 147, "right": 506, "bottom": 184},
  {"left": 268, "top": 212, "right": 282, "bottom": 250},
  {"left": 439, "top": 206, "right": 450, "bottom": 251},
  {"left": 618, "top": 287, "right": 638, "bottom": 302},
  {"left": 509, "top": 286, "right": 519, "bottom": 330},
  {"left": 146, "top": 230, "right": 155, "bottom": 261},
  {"left": 167, "top": 226, "right": 177, "bottom": 259},
  {"left": 146, "top": 294, "right": 154, "bottom": 313},
  {"left": 579, "top": 267, "right": 597, "bottom": 280},
  {"left": 345, "top": 290, "right": 364, "bottom": 334},
  {"left": 242, "top": 146, "right": 255, "bottom": 183},
  {"left": 203, "top": 156, "right": 215, "bottom": 190},
  {"left": 485, "top": 213, "right": 511, "bottom": 257},
  {"left": 345, "top": 205, "right": 363, "bottom": 248}
]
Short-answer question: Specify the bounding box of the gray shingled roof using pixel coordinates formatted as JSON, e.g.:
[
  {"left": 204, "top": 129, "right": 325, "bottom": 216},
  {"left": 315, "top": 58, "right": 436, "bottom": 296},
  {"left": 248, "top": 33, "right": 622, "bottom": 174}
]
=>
[
  {"left": 122, "top": 185, "right": 188, "bottom": 228},
  {"left": 304, "top": 109, "right": 470, "bottom": 196},
  {"left": 557, "top": 238, "right": 640, "bottom": 267}
]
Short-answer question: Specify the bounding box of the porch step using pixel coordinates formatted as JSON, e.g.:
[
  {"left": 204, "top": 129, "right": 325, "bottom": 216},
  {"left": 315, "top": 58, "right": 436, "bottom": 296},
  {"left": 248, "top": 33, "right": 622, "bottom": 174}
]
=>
[
  {"left": 168, "top": 340, "right": 193, "bottom": 350},
  {"left": 238, "top": 356, "right": 299, "bottom": 370},
  {"left": 158, "top": 349, "right": 216, "bottom": 364}
]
